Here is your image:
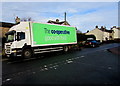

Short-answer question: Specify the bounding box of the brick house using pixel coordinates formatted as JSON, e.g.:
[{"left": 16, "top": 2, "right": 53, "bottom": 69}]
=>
[
  {"left": 0, "top": 22, "right": 15, "bottom": 48},
  {"left": 0, "top": 22, "right": 15, "bottom": 38}
]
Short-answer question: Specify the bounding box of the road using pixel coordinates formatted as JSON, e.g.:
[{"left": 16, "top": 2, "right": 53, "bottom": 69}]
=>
[{"left": 2, "top": 43, "right": 120, "bottom": 85}]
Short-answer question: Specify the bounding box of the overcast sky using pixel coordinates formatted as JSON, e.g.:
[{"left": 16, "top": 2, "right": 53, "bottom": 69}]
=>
[{"left": 1, "top": 1, "right": 118, "bottom": 32}]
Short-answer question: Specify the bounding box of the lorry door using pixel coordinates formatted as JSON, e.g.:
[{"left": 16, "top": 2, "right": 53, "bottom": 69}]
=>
[{"left": 15, "top": 32, "right": 26, "bottom": 48}]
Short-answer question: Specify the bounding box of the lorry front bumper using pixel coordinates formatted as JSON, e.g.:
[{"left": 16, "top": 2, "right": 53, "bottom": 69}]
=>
[{"left": 6, "top": 49, "right": 22, "bottom": 57}]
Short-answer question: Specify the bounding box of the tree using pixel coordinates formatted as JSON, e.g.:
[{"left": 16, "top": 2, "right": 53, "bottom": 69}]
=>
[
  {"left": 21, "top": 17, "right": 34, "bottom": 22},
  {"left": 77, "top": 33, "right": 96, "bottom": 42},
  {"left": 15, "top": 16, "right": 34, "bottom": 24},
  {"left": 77, "top": 30, "right": 82, "bottom": 33}
]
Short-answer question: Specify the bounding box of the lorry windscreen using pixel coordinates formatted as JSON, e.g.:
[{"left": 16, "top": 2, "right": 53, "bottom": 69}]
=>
[
  {"left": 6, "top": 34, "right": 14, "bottom": 42},
  {"left": 5, "top": 30, "right": 16, "bottom": 42}
]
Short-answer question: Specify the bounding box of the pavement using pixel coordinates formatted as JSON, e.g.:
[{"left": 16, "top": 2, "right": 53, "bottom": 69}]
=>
[{"left": 108, "top": 46, "right": 120, "bottom": 55}]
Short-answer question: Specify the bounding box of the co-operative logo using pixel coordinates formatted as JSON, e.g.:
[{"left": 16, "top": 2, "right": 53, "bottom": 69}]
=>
[{"left": 44, "top": 28, "right": 70, "bottom": 35}]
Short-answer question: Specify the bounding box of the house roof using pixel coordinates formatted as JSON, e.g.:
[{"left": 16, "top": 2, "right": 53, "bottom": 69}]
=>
[
  {"left": 86, "top": 26, "right": 113, "bottom": 34},
  {"left": 99, "top": 27, "right": 113, "bottom": 33},
  {"left": 111, "top": 27, "right": 120, "bottom": 30},
  {"left": 47, "top": 19, "right": 70, "bottom": 26},
  {"left": 117, "top": 27, "right": 120, "bottom": 30},
  {"left": 0, "top": 22, "right": 15, "bottom": 28}
]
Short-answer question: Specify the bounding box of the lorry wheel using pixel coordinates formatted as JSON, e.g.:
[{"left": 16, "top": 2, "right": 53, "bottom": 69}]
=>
[
  {"left": 22, "top": 49, "right": 33, "bottom": 58},
  {"left": 63, "top": 46, "right": 69, "bottom": 52}
]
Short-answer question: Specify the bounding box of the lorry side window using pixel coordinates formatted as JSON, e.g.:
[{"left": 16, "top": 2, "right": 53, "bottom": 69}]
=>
[
  {"left": 20, "top": 32, "right": 25, "bottom": 40},
  {"left": 17, "top": 32, "right": 25, "bottom": 41}
]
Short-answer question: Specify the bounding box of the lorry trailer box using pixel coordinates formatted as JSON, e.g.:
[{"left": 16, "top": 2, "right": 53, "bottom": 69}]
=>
[{"left": 32, "top": 23, "right": 77, "bottom": 46}]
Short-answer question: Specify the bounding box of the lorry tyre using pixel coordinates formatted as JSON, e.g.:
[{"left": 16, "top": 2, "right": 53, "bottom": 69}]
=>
[
  {"left": 63, "top": 46, "right": 69, "bottom": 52},
  {"left": 22, "top": 48, "right": 33, "bottom": 58}
]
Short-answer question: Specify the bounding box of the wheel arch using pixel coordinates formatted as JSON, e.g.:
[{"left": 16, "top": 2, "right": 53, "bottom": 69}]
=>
[
  {"left": 21, "top": 44, "right": 34, "bottom": 58},
  {"left": 22, "top": 43, "right": 32, "bottom": 50},
  {"left": 22, "top": 44, "right": 34, "bottom": 54}
]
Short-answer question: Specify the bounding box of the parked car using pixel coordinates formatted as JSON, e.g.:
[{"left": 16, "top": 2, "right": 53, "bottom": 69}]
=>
[{"left": 84, "top": 40, "right": 100, "bottom": 48}]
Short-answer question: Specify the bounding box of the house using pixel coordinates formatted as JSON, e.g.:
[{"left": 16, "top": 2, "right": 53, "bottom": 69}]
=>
[
  {"left": 47, "top": 19, "right": 70, "bottom": 26},
  {"left": 99, "top": 26, "right": 114, "bottom": 41},
  {"left": 86, "top": 26, "right": 113, "bottom": 42},
  {"left": 0, "top": 22, "right": 15, "bottom": 38},
  {"left": 111, "top": 26, "right": 120, "bottom": 40}
]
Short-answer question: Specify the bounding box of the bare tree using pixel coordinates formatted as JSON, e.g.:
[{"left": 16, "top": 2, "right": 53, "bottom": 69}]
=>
[
  {"left": 21, "top": 17, "right": 34, "bottom": 22},
  {"left": 77, "top": 30, "right": 82, "bottom": 33}
]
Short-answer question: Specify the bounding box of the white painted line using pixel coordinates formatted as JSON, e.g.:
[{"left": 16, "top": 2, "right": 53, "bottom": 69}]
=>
[
  {"left": 54, "top": 68, "right": 57, "bottom": 69},
  {"left": 108, "top": 67, "right": 112, "bottom": 70},
  {"left": 64, "top": 63, "right": 67, "bottom": 64},
  {"left": 49, "top": 67, "right": 53, "bottom": 69},
  {"left": 76, "top": 57, "right": 80, "bottom": 59},
  {"left": 54, "top": 63, "right": 58, "bottom": 65},
  {"left": 71, "top": 58, "right": 74, "bottom": 60},
  {"left": 67, "top": 61, "right": 73, "bottom": 64},
  {"left": 81, "top": 56, "right": 85, "bottom": 57},
  {"left": 44, "top": 68, "right": 48, "bottom": 70},
  {"left": 6, "top": 78, "right": 11, "bottom": 82},
  {"left": 32, "top": 72, "right": 36, "bottom": 74},
  {"left": 48, "top": 64, "right": 53, "bottom": 66},
  {"left": 68, "top": 59, "right": 71, "bottom": 60},
  {"left": 44, "top": 65, "right": 47, "bottom": 67}
]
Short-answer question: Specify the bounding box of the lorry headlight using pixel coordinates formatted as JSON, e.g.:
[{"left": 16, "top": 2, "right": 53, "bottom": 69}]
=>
[{"left": 13, "top": 50, "right": 17, "bottom": 53}]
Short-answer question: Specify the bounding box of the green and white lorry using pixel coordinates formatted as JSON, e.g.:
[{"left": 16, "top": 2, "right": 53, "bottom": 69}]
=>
[{"left": 5, "top": 22, "right": 77, "bottom": 58}]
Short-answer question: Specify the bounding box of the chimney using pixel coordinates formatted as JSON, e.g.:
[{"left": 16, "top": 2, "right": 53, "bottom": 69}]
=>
[
  {"left": 101, "top": 26, "right": 104, "bottom": 29},
  {"left": 15, "top": 16, "right": 20, "bottom": 24},
  {"left": 64, "top": 12, "right": 66, "bottom": 22},
  {"left": 95, "top": 26, "right": 98, "bottom": 28},
  {"left": 56, "top": 19, "right": 59, "bottom": 23},
  {"left": 113, "top": 26, "right": 116, "bottom": 28}
]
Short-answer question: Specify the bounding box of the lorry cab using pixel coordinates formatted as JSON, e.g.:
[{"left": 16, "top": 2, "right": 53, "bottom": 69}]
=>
[{"left": 5, "top": 22, "right": 31, "bottom": 57}]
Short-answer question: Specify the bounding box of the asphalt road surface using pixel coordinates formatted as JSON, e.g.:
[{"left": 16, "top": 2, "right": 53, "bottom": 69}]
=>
[{"left": 2, "top": 43, "right": 120, "bottom": 85}]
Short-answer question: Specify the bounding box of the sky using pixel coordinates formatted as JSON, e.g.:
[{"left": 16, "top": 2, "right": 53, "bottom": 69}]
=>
[{"left": 1, "top": 1, "right": 119, "bottom": 33}]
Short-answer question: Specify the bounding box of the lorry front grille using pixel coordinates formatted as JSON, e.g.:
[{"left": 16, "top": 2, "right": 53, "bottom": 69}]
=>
[{"left": 5, "top": 45, "right": 11, "bottom": 54}]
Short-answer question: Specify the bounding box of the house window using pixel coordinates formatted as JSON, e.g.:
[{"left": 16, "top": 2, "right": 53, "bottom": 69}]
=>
[{"left": 109, "top": 36, "right": 112, "bottom": 38}]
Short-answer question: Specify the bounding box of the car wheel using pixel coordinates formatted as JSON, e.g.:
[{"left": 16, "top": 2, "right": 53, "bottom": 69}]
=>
[{"left": 92, "top": 44, "right": 95, "bottom": 48}]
